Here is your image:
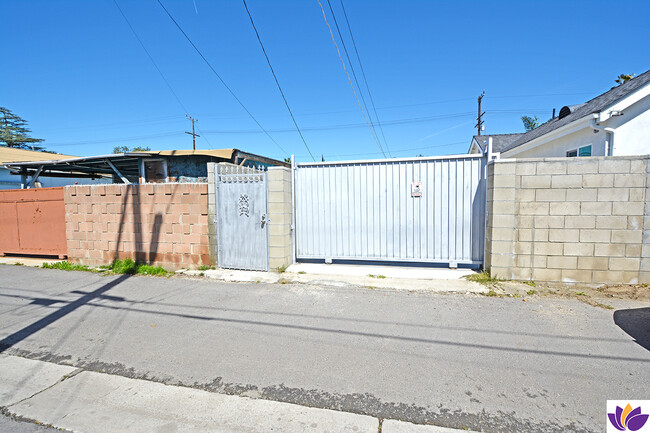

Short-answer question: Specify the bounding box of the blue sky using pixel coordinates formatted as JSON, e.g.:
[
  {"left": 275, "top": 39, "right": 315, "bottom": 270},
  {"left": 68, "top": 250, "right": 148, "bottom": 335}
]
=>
[{"left": 3, "top": 0, "right": 648, "bottom": 162}]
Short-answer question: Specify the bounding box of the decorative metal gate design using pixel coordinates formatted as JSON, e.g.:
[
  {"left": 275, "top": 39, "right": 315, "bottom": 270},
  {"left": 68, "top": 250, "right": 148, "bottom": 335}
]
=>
[
  {"left": 293, "top": 154, "right": 487, "bottom": 265},
  {"left": 215, "top": 165, "right": 269, "bottom": 271}
]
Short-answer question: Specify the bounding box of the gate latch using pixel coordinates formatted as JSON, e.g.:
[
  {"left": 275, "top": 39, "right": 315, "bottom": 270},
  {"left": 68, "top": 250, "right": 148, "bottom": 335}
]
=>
[{"left": 261, "top": 214, "right": 269, "bottom": 228}]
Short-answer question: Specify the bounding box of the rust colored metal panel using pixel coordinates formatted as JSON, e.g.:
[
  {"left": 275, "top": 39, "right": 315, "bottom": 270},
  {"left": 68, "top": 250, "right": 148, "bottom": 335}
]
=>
[{"left": 0, "top": 187, "right": 67, "bottom": 257}]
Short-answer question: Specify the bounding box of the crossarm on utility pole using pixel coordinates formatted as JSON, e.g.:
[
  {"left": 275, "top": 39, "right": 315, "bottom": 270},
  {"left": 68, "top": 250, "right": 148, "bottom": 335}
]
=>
[{"left": 105, "top": 159, "right": 131, "bottom": 184}]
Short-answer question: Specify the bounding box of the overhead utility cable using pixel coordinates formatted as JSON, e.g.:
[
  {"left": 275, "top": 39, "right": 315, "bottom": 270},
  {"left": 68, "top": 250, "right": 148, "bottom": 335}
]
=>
[
  {"left": 324, "top": 0, "right": 386, "bottom": 156},
  {"left": 316, "top": 0, "right": 386, "bottom": 158},
  {"left": 113, "top": 0, "right": 214, "bottom": 148},
  {"left": 338, "top": 0, "right": 391, "bottom": 156},
  {"left": 242, "top": 0, "right": 315, "bottom": 161},
  {"left": 156, "top": 0, "right": 288, "bottom": 156}
]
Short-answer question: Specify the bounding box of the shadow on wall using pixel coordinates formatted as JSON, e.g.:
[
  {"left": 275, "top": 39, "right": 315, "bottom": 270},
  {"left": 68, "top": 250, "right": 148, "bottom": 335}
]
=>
[
  {"left": 112, "top": 185, "right": 168, "bottom": 266},
  {"left": 614, "top": 307, "right": 650, "bottom": 351}
]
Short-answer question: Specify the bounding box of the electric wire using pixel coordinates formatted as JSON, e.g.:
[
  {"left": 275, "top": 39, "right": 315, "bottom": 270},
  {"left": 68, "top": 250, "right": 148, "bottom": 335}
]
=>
[
  {"left": 156, "top": 0, "right": 289, "bottom": 156},
  {"left": 339, "top": 0, "right": 391, "bottom": 157},
  {"left": 242, "top": 0, "right": 315, "bottom": 161},
  {"left": 325, "top": 0, "right": 388, "bottom": 156},
  {"left": 316, "top": 0, "right": 386, "bottom": 157},
  {"left": 113, "top": 0, "right": 214, "bottom": 149}
]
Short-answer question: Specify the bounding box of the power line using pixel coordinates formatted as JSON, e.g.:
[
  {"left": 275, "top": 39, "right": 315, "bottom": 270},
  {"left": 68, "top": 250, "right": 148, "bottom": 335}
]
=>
[
  {"left": 156, "top": 0, "right": 289, "bottom": 156},
  {"left": 316, "top": 0, "right": 386, "bottom": 158},
  {"left": 324, "top": 0, "right": 387, "bottom": 156},
  {"left": 202, "top": 112, "right": 475, "bottom": 134},
  {"left": 242, "top": 0, "right": 315, "bottom": 161},
  {"left": 338, "top": 0, "right": 391, "bottom": 156},
  {"left": 113, "top": 0, "right": 214, "bottom": 149}
]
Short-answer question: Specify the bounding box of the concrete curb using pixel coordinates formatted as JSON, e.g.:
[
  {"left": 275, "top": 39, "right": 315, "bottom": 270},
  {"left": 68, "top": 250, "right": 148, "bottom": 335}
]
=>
[{"left": 1, "top": 355, "right": 478, "bottom": 433}]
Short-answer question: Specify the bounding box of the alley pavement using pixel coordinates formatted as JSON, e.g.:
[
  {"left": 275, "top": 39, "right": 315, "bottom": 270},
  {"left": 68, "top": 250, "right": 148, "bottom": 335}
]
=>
[{"left": 0, "top": 265, "right": 648, "bottom": 432}]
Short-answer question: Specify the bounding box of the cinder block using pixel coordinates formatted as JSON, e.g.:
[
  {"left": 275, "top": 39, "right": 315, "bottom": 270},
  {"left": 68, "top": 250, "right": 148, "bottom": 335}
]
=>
[
  {"left": 611, "top": 230, "right": 642, "bottom": 244},
  {"left": 516, "top": 215, "right": 534, "bottom": 229},
  {"left": 533, "top": 216, "right": 564, "bottom": 229},
  {"left": 598, "top": 188, "right": 629, "bottom": 202},
  {"left": 492, "top": 188, "right": 516, "bottom": 201},
  {"left": 613, "top": 202, "right": 644, "bottom": 216},
  {"left": 580, "top": 229, "right": 611, "bottom": 243},
  {"left": 489, "top": 215, "right": 516, "bottom": 228},
  {"left": 596, "top": 216, "right": 628, "bottom": 229},
  {"left": 582, "top": 174, "right": 614, "bottom": 188},
  {"left": 577, "top": 256, "right": 609, "bottom": 270},
  {"left": 515, "top": 163, "right": 536, "bottom": 175},
  {"left": 521, "top": 175, "right": 551, "bottom": 189},
  {"left": 599, "top": 159, "right": 630, "bottom": 174},
  {"left": 514, "top": 241, "right": 531, "bottom": 255},
  {"left": 626, "top": 244, "right": 642, "bottom": 257},
  {"left": 532, "top": 268, "right": 562, "bottom": 282},
  {"left": 491, "top": 240, "right": 514, "bottom": 254},
  {"left": 567, "top": 159, "right": 599, "bottom": 174},
  {"left": 519, "top": 202, "right": 549, "bottom": 215},
  {"left": 565, "top": 216, "right": 595, "bottom": 229},
  {"left": 566, "top": 188, "right": 598, "bottom": 202},
  {"left": 609, "top": 257, "right": 640, "bottom": 271},
  {"left": 562, "top": 269, "right": 593, "bottom": 283},
  {"left": 492, "top": 162, "right": 516, "bottom": 175},
  {"left": 614, "top": 174, "right": 645, "bottom": 188},
  {"left": 631, "top": 159, "right": 647, "bottom": 173},
  {"left": 563, "top": 242, "right": 594, "bottom": 256},
  {"left": 581, "top": 202, "right": 612, "bottom": 216},
  {"left": 491, "top": 227, "right": 516, "bottom": 242},
  {"left": 536, "top": 162, "right": 567, "bottom": 175},
  {"left": 489, "top": 254, "right": 514, "bottom": 268},
  {"left": 492, "top": 175, "right": 516, "bottom": 188},
  {"left": 551, "top": 175, "right": 582, "bottom": 188},
  {"left": 517, "top": 228, "right": 548, "bottom": 242},
  {"left": 511, "top": 267, "right": 533, "bottom": 281},
  {"left": 536, "top": 189, "right": 567, "bottom": 202},
  {"left": 547, "top": 256, "right": 577, "bottom": 269},
  {"left": 533, "top": 242, "right": 563, "bottom": 256},
  {"left": 629, "top": 188, "right": 645, "bottom": 202},
  {"left": 550, "top": 202, "right": 580, "bottom": 215},
  {"left": 490, "top": 266, "right": 512, "bottom": 280},
  {"left": 516, "top": 189, "right": 536, "bottom": 202},
  {"left": 549, "top": 229, "right": 579, "bottom": 243},
  {"left": 492, "top": 201, "right": 516, "bottom": 215}
]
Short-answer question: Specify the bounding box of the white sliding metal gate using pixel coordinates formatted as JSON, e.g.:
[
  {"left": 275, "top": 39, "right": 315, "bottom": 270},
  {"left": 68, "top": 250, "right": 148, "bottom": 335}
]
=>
[
  {"left": 293, "top": 154, "right": 488, "bottom": 265},
  {"left": 215, "top": 164, "right": 269, "bottom": 271}
]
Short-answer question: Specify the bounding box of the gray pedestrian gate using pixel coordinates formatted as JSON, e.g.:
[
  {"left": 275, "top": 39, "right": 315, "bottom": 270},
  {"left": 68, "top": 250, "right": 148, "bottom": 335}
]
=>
[
  {"left": 293, "top": 154, "right": 488, "bottom": 266},
  {"left": 214, "top": 164, "right": 269, "bottom": 271}
]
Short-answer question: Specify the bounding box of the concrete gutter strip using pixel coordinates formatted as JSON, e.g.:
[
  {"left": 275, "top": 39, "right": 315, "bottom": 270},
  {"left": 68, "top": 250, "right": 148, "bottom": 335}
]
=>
[
  {"left": 382, "top": 419, "right": 481, "bottom": 433},
  {"left": 1, "top": 354, "right": 476, "bottom": 433}
]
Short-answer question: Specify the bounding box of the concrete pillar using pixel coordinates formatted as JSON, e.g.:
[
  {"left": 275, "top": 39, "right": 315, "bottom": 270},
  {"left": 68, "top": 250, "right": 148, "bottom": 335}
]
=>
[{"left": 267, "top": 167, "right": 292, "bottom": 270}]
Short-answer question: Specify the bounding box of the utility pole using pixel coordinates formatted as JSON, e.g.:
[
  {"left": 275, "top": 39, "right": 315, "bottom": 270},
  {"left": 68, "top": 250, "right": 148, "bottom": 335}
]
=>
[
  {"left": 185, "top": 115, "right": 200, "bottom": 150},
  {"left": 476, "top": 91, "right": 485, "bottom": 136}
]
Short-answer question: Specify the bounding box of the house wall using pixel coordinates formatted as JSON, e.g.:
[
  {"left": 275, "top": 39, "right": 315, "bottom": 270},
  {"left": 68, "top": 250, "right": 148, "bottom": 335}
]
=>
[
  {"left": 507, "top": 127, "right": 609, "bottom": 158},
  {"left": 485, "top": 156, "right": 650, "bottom": 285},
  {"left": 64, "top": 183, "right": 210, "bottom": 270},
  {"left": 607, "top": 95, "right": 650, "bottom": 156}
]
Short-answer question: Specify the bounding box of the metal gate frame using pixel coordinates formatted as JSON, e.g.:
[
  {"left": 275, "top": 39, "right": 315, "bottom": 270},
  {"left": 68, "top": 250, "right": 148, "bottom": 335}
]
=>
[
  {"left": 291, "top": 151, "right": 491, "bottom": 267},
  {"left": 214, "top": 164, "right": 270, "bottom": 271}
]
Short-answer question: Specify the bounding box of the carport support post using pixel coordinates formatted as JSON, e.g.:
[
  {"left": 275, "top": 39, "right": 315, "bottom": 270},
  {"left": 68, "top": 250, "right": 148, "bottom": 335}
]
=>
[
  {"left": 105, "top": 159, "right": 130, "bottom": 184},
  {"left": 27, "top": 165, "right": 44, "bottom": 188}
]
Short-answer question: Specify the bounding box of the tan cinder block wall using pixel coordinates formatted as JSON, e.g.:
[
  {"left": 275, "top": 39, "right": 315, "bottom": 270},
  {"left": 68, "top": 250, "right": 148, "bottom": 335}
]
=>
[
  {"left": 267, "top": 167, "right": 292, "bottom": 270},
  {"left": 65, "top": 183, "right": 210, "bottom": 270},
  {"left": 486, "top": 155, "right": 650, "bottom": 285}
]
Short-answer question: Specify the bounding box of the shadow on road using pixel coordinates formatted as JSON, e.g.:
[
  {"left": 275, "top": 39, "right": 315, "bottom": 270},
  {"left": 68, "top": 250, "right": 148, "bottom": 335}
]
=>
[
  {"left": 0, "top": 274, "right": 130, "bottom": 353},
  {"left": 614, "top": 307, "right": 650, "bottom": 351}
]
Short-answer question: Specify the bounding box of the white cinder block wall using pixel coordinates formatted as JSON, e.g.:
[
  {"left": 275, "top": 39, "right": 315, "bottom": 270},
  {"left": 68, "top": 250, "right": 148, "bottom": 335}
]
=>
[{"left": 486, "top": 156, "right": 650, "bottom": 285}]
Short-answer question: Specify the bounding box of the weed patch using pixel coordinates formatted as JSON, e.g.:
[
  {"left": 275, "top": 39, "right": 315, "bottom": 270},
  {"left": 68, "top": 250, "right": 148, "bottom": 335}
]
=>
[
  {"left": 275, "top": 264, "right": 288, "bottom": 273},
  {"left": 464, "top": 271, "right": 501, "bottom": 285},
  {"left": 526, "top": 289, "right": 537, "bottom": 296},
  {"left": 368, "top": 274, "right": 386, "bottom": 279},
  {"left": 196, "top": 265, "right": 214, "bottom": 271},
  {"left": 42, "top": 261, "right": 93, "bottom": 272},
  {"left": 107, "top": 259, "right": 169, "bottom": 276}
]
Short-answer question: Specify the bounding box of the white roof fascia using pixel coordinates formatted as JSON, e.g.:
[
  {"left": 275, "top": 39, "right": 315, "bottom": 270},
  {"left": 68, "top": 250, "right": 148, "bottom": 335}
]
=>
[
  {"left": 502, "top": 116, "right": 593, "bottom": 158},
  {"left": 598, "top": 82, "right": 650, "bottom": 122}
]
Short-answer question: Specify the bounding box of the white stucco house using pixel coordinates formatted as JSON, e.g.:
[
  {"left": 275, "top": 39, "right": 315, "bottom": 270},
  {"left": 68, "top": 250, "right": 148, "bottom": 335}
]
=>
[{"left": 469, "top": 69, "right": 650, "bottom": 158}]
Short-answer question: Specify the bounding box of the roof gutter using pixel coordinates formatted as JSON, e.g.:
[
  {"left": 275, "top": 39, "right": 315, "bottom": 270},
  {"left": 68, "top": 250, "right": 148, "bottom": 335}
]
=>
[{"left": 589, "top": 114, "right": 615, "bottom": 156}]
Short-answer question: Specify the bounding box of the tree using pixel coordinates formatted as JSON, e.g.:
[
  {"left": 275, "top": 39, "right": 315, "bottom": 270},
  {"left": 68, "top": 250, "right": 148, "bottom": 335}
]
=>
[
  {"left": 0, "top": 107, "right": 45, "bottom": 150},
  {"left": 113, "top": 146, "right": 151, "bottom": 153},
  {"left": 521, "top": 115, "right": 539, "bottom": 132},
  {"left": 615, "top": 74, "right": 635, "bottom": 85},
  {"left": 283, "top": 157, "right": 291, "bottom": 163}
]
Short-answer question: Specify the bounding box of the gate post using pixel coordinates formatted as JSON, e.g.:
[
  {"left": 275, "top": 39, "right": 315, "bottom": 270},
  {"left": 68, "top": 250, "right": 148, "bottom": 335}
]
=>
[
  {"left": 267, "top": 166, "right": 293, "bottom": 271},
  {"left": 207, "top": 162, "right": 218, "bottom": 266}
]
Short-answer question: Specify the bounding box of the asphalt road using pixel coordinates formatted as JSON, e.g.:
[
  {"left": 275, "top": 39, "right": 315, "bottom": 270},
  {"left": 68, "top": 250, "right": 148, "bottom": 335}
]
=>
[{"left": 0, "top": 265, "right": 648, "bottom": 433}]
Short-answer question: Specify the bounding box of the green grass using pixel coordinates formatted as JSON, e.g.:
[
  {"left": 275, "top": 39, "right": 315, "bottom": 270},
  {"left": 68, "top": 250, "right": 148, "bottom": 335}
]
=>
[
  {"left": 464, "top": 271, "right": 501, "bottom": 285},
  {"left": 107, "top": 259, "right": 168, "bottom": 276},
  {"left": 595, "top": 302, "right": 614, "bottom": 310},
  {"left": 526, "top": 289, "right": 537, "bottom": 296},
  {"left": 368, "top": 274, "right": 386, "bottom": 279},
  {"left": 42, "top": 261, "right": 93, "bottom": 272},
  {"left": 485, "top": 289, "right": 499, "bottom": 297},
  {"left": 275, "top": 264, "right": 288, "bottom": 273},
  {"left": 196, "top": 265, "right": 214, "bottom": 271},
  {"left": 298, "top": 271, "right": 306, "bottom": 274},
  {"left": 524, "top": 280, "right": 536, "bottom": 287},
  {"left": 575, "top": 291, "right": 588, "bottom": 296}
]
